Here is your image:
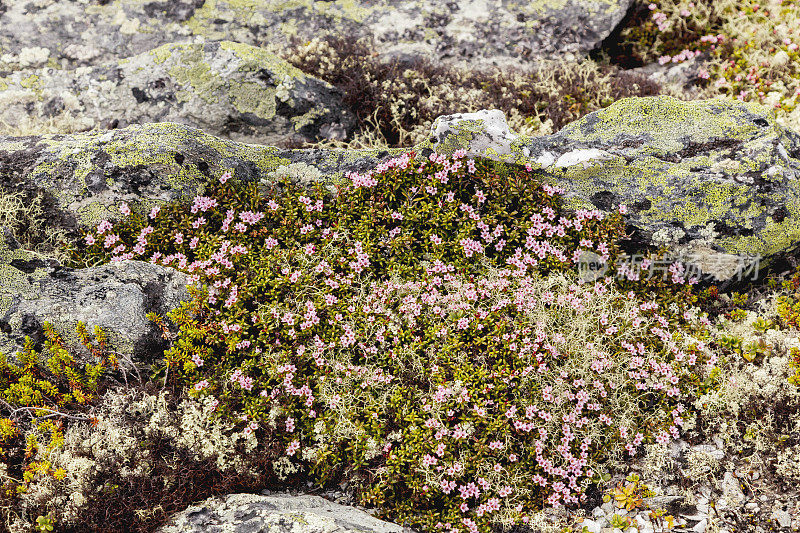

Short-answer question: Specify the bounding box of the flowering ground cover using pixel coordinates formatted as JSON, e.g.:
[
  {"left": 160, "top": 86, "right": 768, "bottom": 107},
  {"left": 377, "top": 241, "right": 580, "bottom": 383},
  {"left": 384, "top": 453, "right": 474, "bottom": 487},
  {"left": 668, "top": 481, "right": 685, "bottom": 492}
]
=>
[
  {"left": 0, "top": 148, "right": 744, "bottom": 532},
  {"left": 2, "top": 2, "right": 800, "bottom": 528}
]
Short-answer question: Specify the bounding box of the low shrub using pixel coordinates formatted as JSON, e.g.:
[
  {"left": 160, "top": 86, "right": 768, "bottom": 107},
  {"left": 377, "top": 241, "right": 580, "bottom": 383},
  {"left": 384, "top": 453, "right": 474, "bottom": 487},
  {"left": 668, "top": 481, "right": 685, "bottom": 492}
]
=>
[
  {"left": 274, "top": 34, "right": 669, "bottom": 149},
  {"left": 47, "top": 150, "right": 727, "bottom": 532}
]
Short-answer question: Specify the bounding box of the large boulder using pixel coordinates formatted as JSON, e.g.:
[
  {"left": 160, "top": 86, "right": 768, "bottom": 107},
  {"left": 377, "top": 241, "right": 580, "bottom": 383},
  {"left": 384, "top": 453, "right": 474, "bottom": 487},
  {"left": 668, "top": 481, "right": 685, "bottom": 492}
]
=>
[
  {"left": 0, "top": 0, "right": 634, "bottom": 73},
  {"left": 0, "top": 254, "right": 192, "bottom": 371},
  {"left": 424, "top": 95, "right": 800, "bottom": 290},
  {"left": 0, "top": 41, "right": 356, "bottom": 147},
  {"left": 2, "top": 94, "right": 800, "bottom": 372},
  {"left": 155, "top": 493, "right": 414, "bottom": 533}
]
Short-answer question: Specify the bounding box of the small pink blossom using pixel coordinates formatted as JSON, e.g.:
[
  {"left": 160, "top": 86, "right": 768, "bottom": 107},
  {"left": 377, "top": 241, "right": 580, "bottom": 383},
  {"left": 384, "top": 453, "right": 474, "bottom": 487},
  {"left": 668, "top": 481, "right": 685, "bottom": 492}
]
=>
[{"left": 286, "top": 440, "right": 300, "bottom": 456}]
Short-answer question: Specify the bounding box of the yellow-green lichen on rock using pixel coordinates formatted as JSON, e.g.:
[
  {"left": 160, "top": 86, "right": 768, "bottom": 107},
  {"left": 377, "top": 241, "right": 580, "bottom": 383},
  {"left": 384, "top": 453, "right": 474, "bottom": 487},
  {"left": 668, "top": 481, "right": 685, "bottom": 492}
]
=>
[
  {"left": 414, "top": 96, "right": 800, "bottom": 282},
  {"left": 537, "top": 96, "right": 800, "bottom": 265}
]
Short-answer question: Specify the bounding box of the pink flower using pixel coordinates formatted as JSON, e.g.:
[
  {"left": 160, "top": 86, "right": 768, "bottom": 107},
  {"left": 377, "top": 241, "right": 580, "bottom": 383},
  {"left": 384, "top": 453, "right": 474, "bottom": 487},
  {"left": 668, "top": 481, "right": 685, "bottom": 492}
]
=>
[
  {"left": 190, "top": 195, "right": 219, "bottom": 214},
  {"left": 488, "top": 440, "right": 504, "bottom": 450},
  {"left": 85, "top": 234, "right": 96, "bottom": 245},
  {"left": 459, "top": 482, "right": 481, "bottom": 500},
  {"left": 219, "top": 170, "right": 232, "bottom": 184},
  {"left": 104, "top": 234, "right": 120, "bottom": 248},
  {"left": 286, "top": 440, "right": 300, "bottom": 456},
  {"left": 149, "top": 206, "right": 160, "bottom": 219},
  {"left": 423, "top": 454, "right": 438, "bottom": 467},
  {"left": 119, "top": 202, "right": 131, "bottom": 216},
  {"left": 96, "top": 220, "right": 113, "bottom": 235}
]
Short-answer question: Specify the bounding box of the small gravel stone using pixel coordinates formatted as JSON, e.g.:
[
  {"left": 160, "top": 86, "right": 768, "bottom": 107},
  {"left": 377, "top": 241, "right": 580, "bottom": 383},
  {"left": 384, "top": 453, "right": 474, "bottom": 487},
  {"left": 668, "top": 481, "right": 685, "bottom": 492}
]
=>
[
  {"left": 580, "top": 518, "right": 602, "bottom": 533},
  {"left": 772, "top": 509, "right": 792, "bottom": 528},
  {"left": 635, "top": 514, "right": 655, "bottom": 533},
  {"left": 692, "top": 518, "right": 707, "bottom": 533}
]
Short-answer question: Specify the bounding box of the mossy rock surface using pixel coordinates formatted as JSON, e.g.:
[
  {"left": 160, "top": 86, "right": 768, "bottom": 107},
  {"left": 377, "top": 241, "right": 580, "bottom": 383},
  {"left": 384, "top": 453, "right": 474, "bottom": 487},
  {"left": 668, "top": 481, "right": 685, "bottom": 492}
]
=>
[
  {"left": 424, "top": 95, "right": 800, "bottom": 286},
  {"left": 0, "top": 0, "right": 632, "bottom": 73},
  {"left": 0, "top": 40, "right": 356, "bottom": 146}
]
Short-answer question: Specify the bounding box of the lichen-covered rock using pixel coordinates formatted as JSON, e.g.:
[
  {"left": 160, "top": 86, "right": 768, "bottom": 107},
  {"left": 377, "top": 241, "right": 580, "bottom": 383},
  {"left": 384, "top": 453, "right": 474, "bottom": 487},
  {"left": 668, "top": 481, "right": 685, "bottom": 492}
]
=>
[
  {"left": 0, "top": 40, "right": 355, "bottom": 146},
  {"left": 0, "top": 122, "right": 404, "bottom": 244},
  {"left": 0, "top": 259, "right": 191, "bottom": 370},
  {"left": 430, "top": 109, "right": 520, "bottom": 158},
  {"left": 155, "top": 493, "right": 413, "bottom": 533},
  {"left": 4, "top": 94, "right": 800, "bottom": 292},
  {"left": 0, "top": 0, "right": 633, "bottom": 73},
  {"left": 422, "top": 95, "right": 800, "bottom": 287}
]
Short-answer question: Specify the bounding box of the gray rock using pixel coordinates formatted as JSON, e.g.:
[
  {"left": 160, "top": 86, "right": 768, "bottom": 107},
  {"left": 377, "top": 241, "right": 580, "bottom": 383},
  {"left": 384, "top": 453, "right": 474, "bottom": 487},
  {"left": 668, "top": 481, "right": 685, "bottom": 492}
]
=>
[
  {"left": 721, "top": 471, "right": 746, "bottom": 506},
  {"left": 634, "top": 514, "right": 655, "bottom": 533},
  {"left": 580, "top": 518, "right": 603, "bottom": 533},
  {"left": 0, "top": 259, "right": 191, "bottom": 372},
  {"left": 0, "top": 41, "right": 356, "bottom": 147},
  {"left": 628, "top": 55, "right": 711, "bottom": 99},
  {"left": 692, "top": 518, "right": 708, "bottom": 533},
  {"left": 155, "top": 493, "right": 414, "bottom": 533},
  {"left": 430, "top": 109, "right": 521, "bottom": 159},
  {"left": 771, "top": 508, "right": 792, "bottom": 528},
  {"left": 419, "top": 96, "right": 800, "bottom": 288},
  {"left": 0, "top": 0, "right": 634, "bottom": 73}
]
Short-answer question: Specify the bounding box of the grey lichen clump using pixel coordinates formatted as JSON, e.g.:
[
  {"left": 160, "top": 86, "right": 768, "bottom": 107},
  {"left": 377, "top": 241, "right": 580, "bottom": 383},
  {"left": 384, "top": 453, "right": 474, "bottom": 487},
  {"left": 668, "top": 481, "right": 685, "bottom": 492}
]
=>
[{"left": 12, "top": 386, "right": 265, "bottom": 531}]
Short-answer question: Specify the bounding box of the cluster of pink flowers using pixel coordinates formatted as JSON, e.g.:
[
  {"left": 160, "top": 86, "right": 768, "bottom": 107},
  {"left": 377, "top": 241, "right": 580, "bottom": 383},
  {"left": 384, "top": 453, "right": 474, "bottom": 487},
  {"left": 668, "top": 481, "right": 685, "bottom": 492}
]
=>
[
  {"left": 190, "top": 195, "right": 219, "bottom": 214},
  {"left": 229, "top": 368, "right": 254, "bottom": 391},
  {"left": 77, "top": 153, "right": 724, "bottom": 533}
]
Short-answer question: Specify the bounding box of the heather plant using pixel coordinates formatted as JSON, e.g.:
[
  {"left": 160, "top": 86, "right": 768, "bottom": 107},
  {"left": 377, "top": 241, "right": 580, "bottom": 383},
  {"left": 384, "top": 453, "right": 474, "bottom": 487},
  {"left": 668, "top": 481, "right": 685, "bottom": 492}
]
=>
[
  {"left": 50, "top": 150, "right": 728, "bottom": 532},
  {"left": 272, "top": 34, "right": 671, "bottom": 149},
  {"left": 0, "top": 321, "right": 118, "bottom": 529},
  {"left": 610, "top": 0, "right": 800, "bottom": 132},
  {"left": 613, "top": 277, "right": 800, "bottom": 515}
]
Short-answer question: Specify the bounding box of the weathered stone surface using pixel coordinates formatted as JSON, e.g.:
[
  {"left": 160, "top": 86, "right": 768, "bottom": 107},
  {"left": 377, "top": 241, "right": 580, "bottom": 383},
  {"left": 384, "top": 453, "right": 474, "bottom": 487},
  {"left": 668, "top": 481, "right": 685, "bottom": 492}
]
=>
[
  {"left": 0, "top": 122, "right": 400, "bottom": 246},
  {"left": 155, "top": 493, "right": 413, "bottom": 533},
  {"left": 0, "top": 258, "right": 192, "bottom": 371},
  {"left": 424, "top": 95, "right": 800, "bottom": 288},
  {"left": 0, "top": 0, "right": 634, "bottom": 73},
  {"left": 3, "top": 95, "right": 800, "bottom": 311},
  {"left": 0, "top": 41, "right": 355, "bottom": 147},
  {"left": 430, "top": 109, "right": 521, "bottom": 158}
]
